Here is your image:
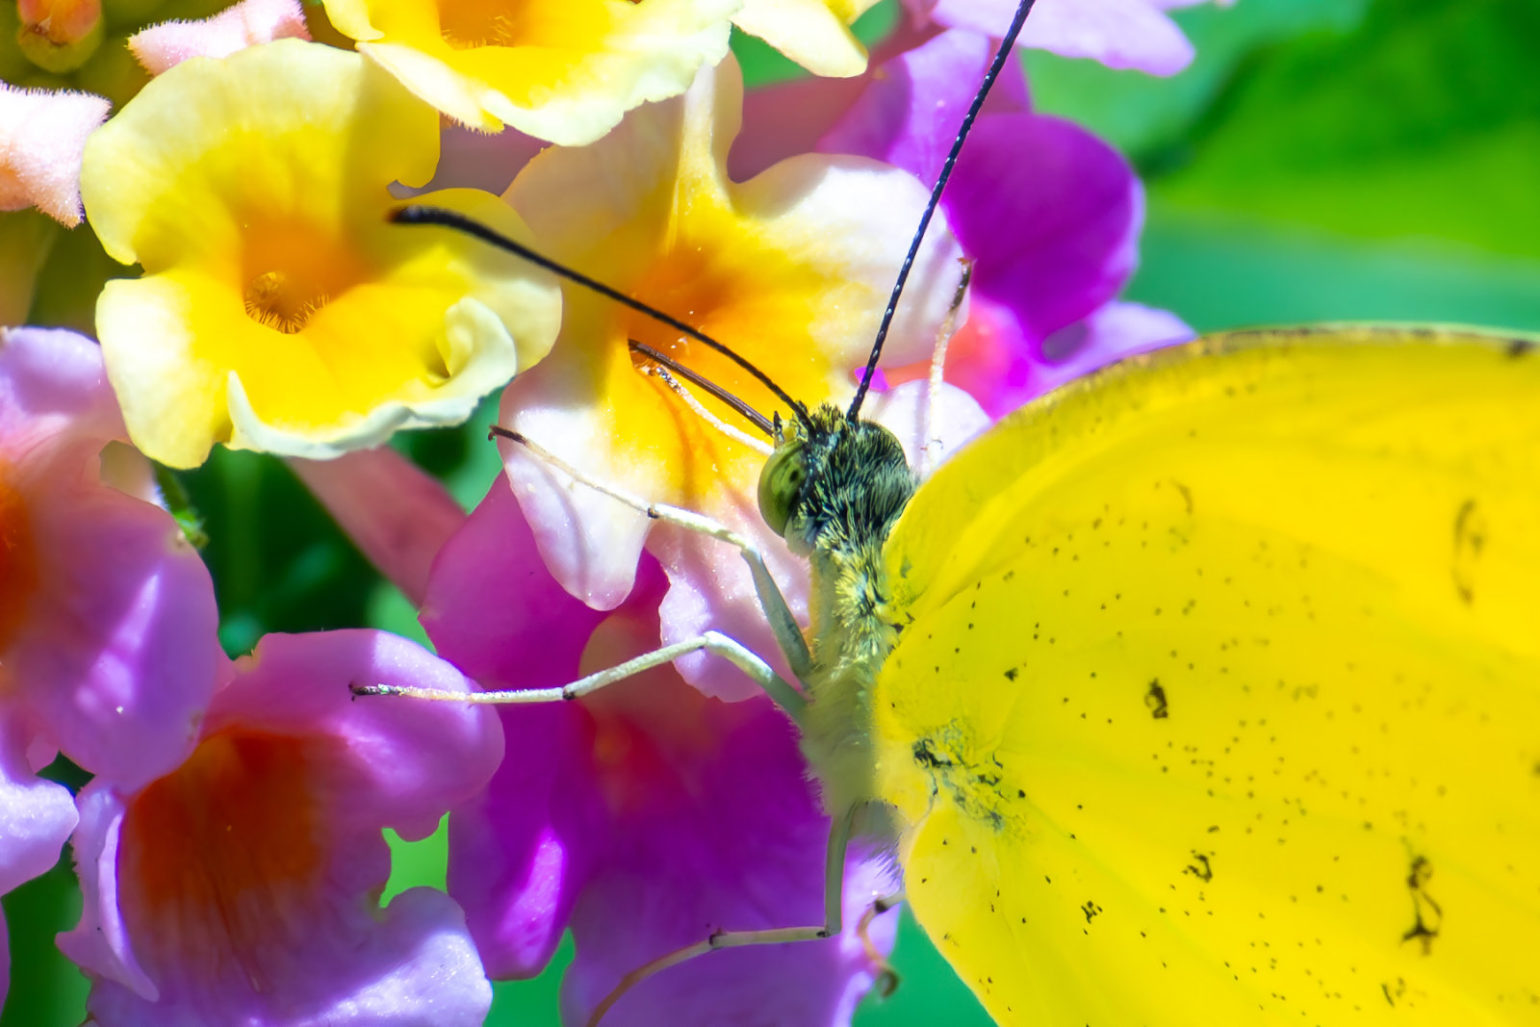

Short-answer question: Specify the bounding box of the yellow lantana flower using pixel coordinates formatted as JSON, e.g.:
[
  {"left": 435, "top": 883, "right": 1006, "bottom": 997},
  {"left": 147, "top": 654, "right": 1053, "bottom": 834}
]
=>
[
  {"left": 322, "top": 0, "right": 738, "bottom": 144},
  {"left": 496, "top": 55, "right": 964, "bottom": 699},
  {"left": 81, "top": 39, "right": 561, "bottom": 468}
]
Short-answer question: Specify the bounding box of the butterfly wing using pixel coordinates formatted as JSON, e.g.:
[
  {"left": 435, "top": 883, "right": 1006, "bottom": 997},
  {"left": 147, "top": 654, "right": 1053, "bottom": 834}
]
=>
[{"left": 871, "top": 328, "right": 1540, "bottom": 1025}]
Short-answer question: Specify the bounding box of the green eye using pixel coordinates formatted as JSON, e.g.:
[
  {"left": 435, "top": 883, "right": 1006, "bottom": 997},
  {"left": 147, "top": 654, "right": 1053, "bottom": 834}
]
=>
[{"left": 757, "top": 441, "right": 806, "bottom": 537}]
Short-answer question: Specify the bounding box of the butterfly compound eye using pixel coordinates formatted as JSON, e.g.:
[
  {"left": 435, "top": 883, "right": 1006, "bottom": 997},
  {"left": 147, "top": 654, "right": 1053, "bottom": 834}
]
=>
[{"left": 757, "top": 441, "right": 807, "bottom": 537}]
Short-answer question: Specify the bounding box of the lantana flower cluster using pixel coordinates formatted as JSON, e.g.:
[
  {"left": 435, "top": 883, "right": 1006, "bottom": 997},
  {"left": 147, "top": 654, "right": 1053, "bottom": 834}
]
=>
[{"left": 0, "top": 0, "right": 1200, "bottom": 1023}]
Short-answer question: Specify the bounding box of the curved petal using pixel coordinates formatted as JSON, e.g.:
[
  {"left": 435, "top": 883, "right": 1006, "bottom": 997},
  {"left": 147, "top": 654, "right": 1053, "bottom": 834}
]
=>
[
  {"left": 333, "top": 0, "right": 737, "bottom": 143},
  {"left": 0, "top": 328, "right": 219, "bottom": 789},
  {"left": 945, "top": 113, "right": 1140, "bottom": 342},
  {"left": 733, "top": 0, "right": 877, "bottom": 77}
]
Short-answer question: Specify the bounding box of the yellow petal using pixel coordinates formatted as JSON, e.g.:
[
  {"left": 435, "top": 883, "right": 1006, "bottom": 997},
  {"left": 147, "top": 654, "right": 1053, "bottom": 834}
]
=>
[
  {"left": 326, "top": 0, "right": 738, "bottom": 143},
  {"left": 734, "top": 0, "right": 880, "bottom": 77}
]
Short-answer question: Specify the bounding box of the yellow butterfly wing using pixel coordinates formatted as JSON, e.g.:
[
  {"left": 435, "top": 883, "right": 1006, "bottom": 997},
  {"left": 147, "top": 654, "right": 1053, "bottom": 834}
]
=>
[{"left": 871, "top": 328, "right": 1540, "bottom": 1025}]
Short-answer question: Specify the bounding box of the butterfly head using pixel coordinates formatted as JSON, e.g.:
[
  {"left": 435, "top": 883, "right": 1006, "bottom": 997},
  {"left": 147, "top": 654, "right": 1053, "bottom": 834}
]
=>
[{"left": 758, "top": 405, "right": 916, "bottom": 558}]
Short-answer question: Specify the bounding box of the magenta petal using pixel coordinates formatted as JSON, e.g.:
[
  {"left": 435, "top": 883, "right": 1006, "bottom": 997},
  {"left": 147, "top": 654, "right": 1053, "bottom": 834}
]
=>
[
  {"left": 426, "top": 483, "right": 617, "bottom": 974},
  {"left": 945, "top": 113, "right": 1140, "bottom": 343},
  {"left": 558, "top": 694, "right": 896, "bottom": 1025},
  {"left": 818, "top": 27, "right": 1029, "bottom": 186},
  {"left": 447, "top": 705, "right": 600, "bottom": 977}
]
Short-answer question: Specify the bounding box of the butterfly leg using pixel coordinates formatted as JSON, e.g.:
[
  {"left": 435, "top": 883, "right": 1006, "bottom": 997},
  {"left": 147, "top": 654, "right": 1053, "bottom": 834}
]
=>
[
  {"left": 585, "top": 805, "right": 863, "bottom": 1026},
  {"left": 352, "top": 628, "right": 804, "bottom": 714},
  {"left": 858, "top": 889, "right": 905, "bottom": 997},
  {"left": 491, "top": 424, "right": 814, "bottom": 680}
]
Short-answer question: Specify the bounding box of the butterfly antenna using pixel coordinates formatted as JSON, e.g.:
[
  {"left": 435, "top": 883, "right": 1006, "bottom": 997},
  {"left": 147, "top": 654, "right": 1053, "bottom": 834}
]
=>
[
  {"left": 629, "top": 340, "right": 776, "bottom": 437},
  {"left": 391, "top": 205, "right": 813, "bottom": 430},
  {"left": 847, "top": 0, "right": 1038, "bottom": 419}
]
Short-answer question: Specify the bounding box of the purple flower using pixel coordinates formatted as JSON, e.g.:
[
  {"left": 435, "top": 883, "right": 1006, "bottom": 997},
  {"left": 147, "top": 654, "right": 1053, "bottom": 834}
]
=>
[
  {"left": 422, "top": 482, "right": 898, "bottom": 1025},
  {"left": 58, "top": 630, "right": 503, "bottom": 1026},
  {"left": 740, "top": 25, "right": 1192, "bottom": 416},
  {"left": 0, "top": 326, "right": 219, "bottom": 790}
]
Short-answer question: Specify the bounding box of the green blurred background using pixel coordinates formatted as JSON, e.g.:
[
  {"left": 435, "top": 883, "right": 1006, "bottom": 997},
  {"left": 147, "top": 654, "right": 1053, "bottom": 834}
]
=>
[{"left": 6, "top": 0, "right": 1539, "bottom": 1022}]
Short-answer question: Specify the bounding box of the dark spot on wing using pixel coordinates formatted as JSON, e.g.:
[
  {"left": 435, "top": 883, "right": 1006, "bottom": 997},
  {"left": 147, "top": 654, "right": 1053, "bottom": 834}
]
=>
[
  {"left": 1004, "top": 667, "right": 1018, "bottom": 681},
  {"left": 1145, "top": 680, "right": 1169, "bottom": 719},
  {"left": 1401, "top": 854, "right": 1442, "bottom": 955},
  {"left": 1184, "top": 851, "right": 1214, "bottom": 882},
  {"left": 1452, "top": 498, "right": 1486, "bottom": 605},
  {"left": 1506, "top": 337, "right": 1535, "bottom": 358},
  {"left": 1172, "top": 480, "right": 1194, "bottom": 516}
]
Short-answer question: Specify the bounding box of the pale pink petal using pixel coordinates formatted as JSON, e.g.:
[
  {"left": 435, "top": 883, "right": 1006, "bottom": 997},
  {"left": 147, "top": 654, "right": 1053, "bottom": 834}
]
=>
[
  {"left": 919, "top": 0, "right": 1197, "bottom": 76},
  {"left": 129, "top": 0, "right": 310, "bottom": 76},
  {"left": 288, "top": 448, "right": 465, "bottom": 606},
  {"left": 0, "top": 84, "right": 109, "bottom": 226},
  {"left": 864, "top": 378, "right": 991, "bottom": 477}
]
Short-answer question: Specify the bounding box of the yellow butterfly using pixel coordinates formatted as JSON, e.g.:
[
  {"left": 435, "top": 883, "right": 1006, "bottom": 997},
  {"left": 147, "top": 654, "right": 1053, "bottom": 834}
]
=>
[
  {"left": 761, "top": 325, "right": 1540, "bottom": 1024},
  {"left": 380, "top": 3, "right": 1540, "bottom": 1021}
]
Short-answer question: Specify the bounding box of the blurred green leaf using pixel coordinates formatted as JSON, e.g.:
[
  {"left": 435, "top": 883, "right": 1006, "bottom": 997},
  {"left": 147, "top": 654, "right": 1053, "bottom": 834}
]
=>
[
  {"left": 181, "top": 448, "right": 382, "bottom": 655},
  {"left": 1149, "top": 0, "right": 1540, "bottom": 258},
  {"left": 1027, "top": 0, "right": 1369, "bottom": 160},
  {"left": 0, "top": 852, "right": 88, "bottom": 1027}
]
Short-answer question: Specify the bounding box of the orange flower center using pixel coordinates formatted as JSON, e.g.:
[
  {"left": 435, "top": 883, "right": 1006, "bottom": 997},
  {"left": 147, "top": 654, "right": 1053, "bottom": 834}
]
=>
[
  {"left": 121, "top": 730, "right": 326, "bottom": 982},
  {"left": 623, "top": 242, "right": 796, "bottom": 423},
  {"left": 0, "top": 465, "right": 37, "bottom": 654},
  {"left": 437, "top": 0, "right": 524, "bottom": 49},
  {"left": 241, "top": 219, "right": 365, "bottom": 334}
]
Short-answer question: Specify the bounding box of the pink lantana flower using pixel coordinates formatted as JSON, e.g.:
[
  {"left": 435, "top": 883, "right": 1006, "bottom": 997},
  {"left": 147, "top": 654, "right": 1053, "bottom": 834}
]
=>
[
  {"left": 128, "top": 0, "right": 311, "bottom": 74},
  {"left": 498, "top": 54, "right": 964, "bottom": 698},
  {"left": 905, "top": 0, "right": 1213, "bottom": 76},
  {"left": 0, "top": 83, "right": 109, "bottom": 227},
  {"left": 59, "top": 629, "right": 503, "bottom": 1026},
  {"left": 739, "top": 24, "right": 1190, "bottom": 417},
  {"left": 0, "top": 326, "right": 219, "bottom": 790},
  {"left": 422, "top": 482, "right": 899, "bottom": 1024}
]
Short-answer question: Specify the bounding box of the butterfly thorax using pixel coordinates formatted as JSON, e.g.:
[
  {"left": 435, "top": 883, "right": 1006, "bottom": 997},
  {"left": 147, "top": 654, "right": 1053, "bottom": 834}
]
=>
[{"left": 758, "top": 404, "right": 916, "bottom": 814}]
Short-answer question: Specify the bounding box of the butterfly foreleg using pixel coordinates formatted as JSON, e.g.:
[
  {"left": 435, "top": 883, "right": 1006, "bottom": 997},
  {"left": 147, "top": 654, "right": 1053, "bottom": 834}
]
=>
[
  {"left": 351, "top": 629, "right": 803, "bottom": 713},
  {"left": 490, "top": 424, "right": 814, "bottom": 680},
  {"left": 586, "top": 804, "right": 861, "bottom": 1026}
]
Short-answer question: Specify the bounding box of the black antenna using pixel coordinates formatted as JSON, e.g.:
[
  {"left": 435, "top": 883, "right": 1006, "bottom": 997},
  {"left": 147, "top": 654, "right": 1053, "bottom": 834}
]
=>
[
  {"left": 847, "top": 0, "right": 1038, "bottom": 419},
  {"left": 391, "top": 205, "right": 813, "bottom": 429},
  {"left": 629, "top": 340, "right": 775, "bottom": 436}
]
